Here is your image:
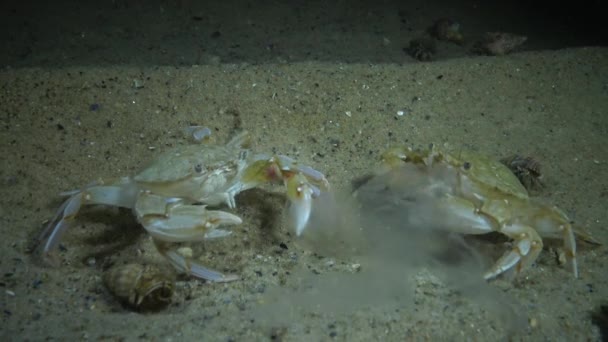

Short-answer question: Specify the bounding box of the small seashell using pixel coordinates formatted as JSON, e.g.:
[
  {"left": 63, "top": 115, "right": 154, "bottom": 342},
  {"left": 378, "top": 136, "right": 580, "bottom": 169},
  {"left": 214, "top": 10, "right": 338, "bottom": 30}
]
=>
[{"left": 103, "top": 263, "right": 175, "bottom": 311}]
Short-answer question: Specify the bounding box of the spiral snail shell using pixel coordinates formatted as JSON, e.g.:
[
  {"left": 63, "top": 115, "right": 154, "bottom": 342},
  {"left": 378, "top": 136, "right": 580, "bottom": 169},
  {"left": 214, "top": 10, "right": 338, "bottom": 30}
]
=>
[{"left": 103, "top": 263, "right": 175, "bottom": 311}]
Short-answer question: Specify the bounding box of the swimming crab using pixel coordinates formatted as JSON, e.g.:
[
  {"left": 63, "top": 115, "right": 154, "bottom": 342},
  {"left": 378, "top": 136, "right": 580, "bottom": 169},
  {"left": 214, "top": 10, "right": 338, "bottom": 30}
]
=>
[
  {"left": 377, "top": 144, "right": 590, "bottom": 280},
  {"left": 39, "top": 127, "right": 329, "bottom": 282}
]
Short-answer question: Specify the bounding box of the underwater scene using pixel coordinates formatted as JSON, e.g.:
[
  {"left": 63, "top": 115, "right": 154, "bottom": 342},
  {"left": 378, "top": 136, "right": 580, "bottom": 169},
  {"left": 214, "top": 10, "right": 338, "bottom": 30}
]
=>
[{"left": 1, "top": 0, "right": 607, "bottom": 340}]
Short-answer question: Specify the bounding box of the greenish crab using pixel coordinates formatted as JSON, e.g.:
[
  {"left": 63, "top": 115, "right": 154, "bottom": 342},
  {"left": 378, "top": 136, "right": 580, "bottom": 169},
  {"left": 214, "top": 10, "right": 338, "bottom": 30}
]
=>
[{"left": 378, "top": 144, "right": 592, "bottom": 280}]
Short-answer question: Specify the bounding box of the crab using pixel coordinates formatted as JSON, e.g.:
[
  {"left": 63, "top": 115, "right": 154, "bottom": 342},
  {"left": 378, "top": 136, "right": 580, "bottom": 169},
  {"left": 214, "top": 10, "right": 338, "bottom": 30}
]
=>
[
  {"left": 38, "top": 127, "right": 329, "bottom": 282},
  {"left": 376, "top": 144, "right": 593, "bottom": 280}
]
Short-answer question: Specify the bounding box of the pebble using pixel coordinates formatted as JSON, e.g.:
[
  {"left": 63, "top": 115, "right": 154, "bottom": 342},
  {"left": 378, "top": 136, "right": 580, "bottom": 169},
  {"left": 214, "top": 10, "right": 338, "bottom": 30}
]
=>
[
  {"left": 87, "top": 257, "right": 96, "bottom": 266},
  {"left": 133, "top": 79, "right": 144, "bottom": 89},
  {"left": 32, "top": 279, "right": 43, "bottom": 289},
  {"left": 177, "top": 247, "right": 193, "bottom": 258},
  {"left": 529, "top": 317, "right": 538, "bottom": 328}
]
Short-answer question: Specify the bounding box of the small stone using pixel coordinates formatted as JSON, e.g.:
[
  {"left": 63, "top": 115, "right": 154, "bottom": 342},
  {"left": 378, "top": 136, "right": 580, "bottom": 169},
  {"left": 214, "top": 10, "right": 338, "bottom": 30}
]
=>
[
  {"left": 557, "top": 249, "right": 567, "bottom": 266},
  {"left": 529, "top": 317, "right": 538, "bottom": 328},
  {"left": 177, "top": 247, "right": 193, "bottom": 258},
  {"left": 86, "top": 257, "right": 96, "bottom": 266},
  {"left": 133, "top": 79, "right": 144, "bottom": 89}
]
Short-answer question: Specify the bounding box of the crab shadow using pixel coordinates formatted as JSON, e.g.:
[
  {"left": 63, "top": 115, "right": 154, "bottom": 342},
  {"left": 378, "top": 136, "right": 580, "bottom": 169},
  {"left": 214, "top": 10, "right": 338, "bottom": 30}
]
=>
[
  {"left": 78, "top": 208, "right": 145, "bottom": 264},
  {"left": 75, "top": 188, "right": 288, "bottom": 265},
  {"left": 233, "top": 188, "right": 288, "bottom": 246},
  {"left": 30, "top": 198, "right": 143, "bottom": 269},
  {"left": 34, "top": 187, "right": 290, "bottom": 273}
]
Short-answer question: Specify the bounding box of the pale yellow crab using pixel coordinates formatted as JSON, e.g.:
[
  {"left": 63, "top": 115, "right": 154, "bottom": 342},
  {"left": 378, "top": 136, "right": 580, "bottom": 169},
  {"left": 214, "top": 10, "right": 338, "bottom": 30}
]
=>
[
  {"left": 377, "top": 144, "right": 591, "bottom": 280},
  {"left": 39, "top": 128, "right": 329, "bottom": 282}
]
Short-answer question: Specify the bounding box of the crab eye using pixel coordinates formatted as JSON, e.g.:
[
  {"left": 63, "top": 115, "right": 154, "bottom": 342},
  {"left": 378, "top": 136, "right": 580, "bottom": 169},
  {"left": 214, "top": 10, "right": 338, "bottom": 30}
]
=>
[{"left": 194, "top": 164, "right": 203, "bottom": 173}]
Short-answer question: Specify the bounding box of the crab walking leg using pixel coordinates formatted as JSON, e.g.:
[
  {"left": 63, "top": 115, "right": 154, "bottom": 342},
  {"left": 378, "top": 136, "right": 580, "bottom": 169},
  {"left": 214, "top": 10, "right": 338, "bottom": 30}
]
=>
[
  {"left": 523, "top": 204, "right": 579, "bottom": 278},
  {"left": 563, "top": 225, "right": 577, "bottom": 278},
  {"left": 40, "top": 181, "right": 138, "bottom": 258},
  {"left": 153, "top": 240, "right": 239, "bottom": 282},
  {"left": 438, "top": 195, "right": 543, "bottom": 279},
  {"left": 483, "top": 223, "right": 543, "bottom": 280},
  {"left": 40, "top": 192, "right": 83, "bottom": 256}
]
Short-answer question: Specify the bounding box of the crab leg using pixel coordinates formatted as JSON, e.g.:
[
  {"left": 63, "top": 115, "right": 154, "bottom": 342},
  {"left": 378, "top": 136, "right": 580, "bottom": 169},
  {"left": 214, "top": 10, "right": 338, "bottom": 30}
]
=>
[
  {"left": 438, "top": 195, "right": 543, "bottom": 280},
  {"left": 132, "top": 192, "right": 243, "bottom": 282},
  {"left": 520, "top": 203, "right": 579, "bottom": 278},
  {"left": 39, "top": 180, "right": 138, "bottom": 262},
  {"left": 39, "top": 191, "right": 83, "bottom": 257},
  {"left": 482, "top": 222, "right": 543, "bottom": 280},
  {"left": 153, "top": 240, "right": 239, "bottom": 282}
]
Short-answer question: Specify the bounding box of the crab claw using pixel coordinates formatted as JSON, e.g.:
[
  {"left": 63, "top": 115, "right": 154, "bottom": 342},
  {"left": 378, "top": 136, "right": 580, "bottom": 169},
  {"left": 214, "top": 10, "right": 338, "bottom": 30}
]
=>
[
  {"left": 286, "top": 173, "right": 314, "bottom": 236},
  {"left": 238, "top": 154, "right": 329, "bottom": 235},
  {"left": 276, "top": 155, "right": 330, "bottom": 191},
  {"left": 140, "top": 204, "right": 243, "bottom": 242}
]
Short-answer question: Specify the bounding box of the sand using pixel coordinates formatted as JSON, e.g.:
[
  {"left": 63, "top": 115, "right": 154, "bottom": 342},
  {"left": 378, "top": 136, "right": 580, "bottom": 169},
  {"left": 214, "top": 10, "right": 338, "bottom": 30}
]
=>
[{"left": 1, "top": 1, "right": 607, "bottom": 341}]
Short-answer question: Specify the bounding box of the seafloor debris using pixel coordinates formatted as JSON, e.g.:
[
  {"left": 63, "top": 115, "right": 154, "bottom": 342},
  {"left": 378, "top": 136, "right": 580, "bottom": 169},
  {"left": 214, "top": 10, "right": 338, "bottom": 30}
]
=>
[
  {"left": 500, "top": 154, "right": 544, "bottom": 192},
  {"left": 473, "top": 32, "right": 527, "bottom": 56},
  {"left": 591, "top": 304, "right": 608, "bottom": 341},
  {"left": 428, "top": 18, "right": 464, "bottom": 45},
  {"left": 103, "top": 263, "right": 175, "bottom": 311},
  {"left": 406, "top": 37, "right": 437, "bottom": 61}
]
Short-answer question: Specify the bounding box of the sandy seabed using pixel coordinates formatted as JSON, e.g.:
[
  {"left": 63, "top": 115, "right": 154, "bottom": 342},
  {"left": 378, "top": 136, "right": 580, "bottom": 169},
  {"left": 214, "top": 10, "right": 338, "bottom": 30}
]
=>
[{"left": 1, "top": 48, "right": 608, "bottom": 341}]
